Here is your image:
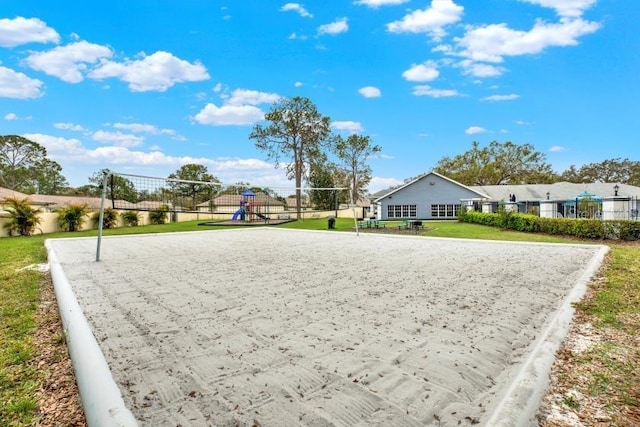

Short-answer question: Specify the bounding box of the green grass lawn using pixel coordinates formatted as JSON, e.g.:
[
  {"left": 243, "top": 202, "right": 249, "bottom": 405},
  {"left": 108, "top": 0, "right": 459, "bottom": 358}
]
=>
[{"left": 0, "top": 219, "right": 637, "bottom": 425}]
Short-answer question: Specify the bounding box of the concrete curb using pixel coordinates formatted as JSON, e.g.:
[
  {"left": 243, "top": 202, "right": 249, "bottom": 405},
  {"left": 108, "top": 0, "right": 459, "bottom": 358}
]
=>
[
  {"left": 46, "top": 240, "right": 138, "bottom": 427},
  {"left": 485, "top": 244, "right": 610, "bottom": 426}
]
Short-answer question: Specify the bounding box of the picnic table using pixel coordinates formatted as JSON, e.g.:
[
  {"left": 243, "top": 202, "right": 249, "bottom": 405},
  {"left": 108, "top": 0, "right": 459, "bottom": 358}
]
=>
[
  {"left": 398, "top": 220, "right": 423, "bottom": 231},
  {"left": 358, "top": 219, "right": 385, "bottom": 229}
]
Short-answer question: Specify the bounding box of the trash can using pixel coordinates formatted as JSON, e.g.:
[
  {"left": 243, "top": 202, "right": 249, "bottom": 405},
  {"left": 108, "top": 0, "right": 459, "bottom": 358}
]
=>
[{"left": 328, "top": 217, "right": 336, "bottom": 229}]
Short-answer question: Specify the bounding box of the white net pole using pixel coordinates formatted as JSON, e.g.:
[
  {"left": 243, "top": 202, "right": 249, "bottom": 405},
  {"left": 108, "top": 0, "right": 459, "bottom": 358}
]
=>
[
  {"left": 95, "top": 171, "right": 110, "bottom": 262},
  {"left": 352, "top": 179, "right": 359, "bottom": 236}
]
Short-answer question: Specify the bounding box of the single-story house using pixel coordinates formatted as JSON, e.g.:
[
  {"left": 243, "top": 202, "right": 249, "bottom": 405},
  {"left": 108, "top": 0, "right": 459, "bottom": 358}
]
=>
[
  {"left": 370, "top": 172, "right": 640, "bottom": 221},
  {"left": 369, "top": 172, "right": 490, "bottom": 220},
  {"left": 285, "top": 196, "right": 309, "bottom": 210},
  {"left": 470, "top": 182, "right": 640, "bottom": 220},
  {"left": 0, "top": 187, "right": 103, "bottom": 212}
]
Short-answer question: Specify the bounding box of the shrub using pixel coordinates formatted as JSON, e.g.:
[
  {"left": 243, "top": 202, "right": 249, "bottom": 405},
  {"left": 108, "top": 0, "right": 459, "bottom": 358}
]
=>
[
  {"left": 120, "top": 210, "right": 140, "bottom": 227},
  {"left": 56, "top": 204, "right": 89, "bottom": 232},
  {"left": 457, "top": 204, "right": 468, "bottom": 221},
  {"left": 148, "top": 205, "right": 169, "bottom": 225},
  {"left": 460, "top": 210, "right": 639, "bottom": 241},
  {"left": 2, "top": 197, "right": 42, "bottom": 236},
  {"left": 92, "top": 208, "right": 118, "bottom": 229},
  {"left": 572, "top": 219, "right": 605, "bottom": 239},
  {"left": 618, "top": 221, "right": 640, "bottom": 240}
]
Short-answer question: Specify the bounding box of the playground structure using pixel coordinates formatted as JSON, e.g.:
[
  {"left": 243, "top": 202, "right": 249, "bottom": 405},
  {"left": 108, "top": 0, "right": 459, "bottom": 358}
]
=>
[{"left": 232, "top": 190, "right": 270, "bottom": 222}]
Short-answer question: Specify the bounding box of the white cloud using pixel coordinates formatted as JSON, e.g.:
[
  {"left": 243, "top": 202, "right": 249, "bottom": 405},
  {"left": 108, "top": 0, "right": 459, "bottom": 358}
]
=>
[
  {"left": 89, "top": 51, "right": 210, "bottom": 92},
  {"left": 358, "top": 86, "right": 381, "bottom": 98},
  {"left": 280, "top": 3, "right": 313, "bottom": 18},
  {"left": 92, "top": 130, "right": 144, "bottom": 147},
  {"left": 448, "top": 16, "right": 601, "bottom": 78},
  {"left": 456, "top": 18, "right": 601, "bottom": 64},
  {"left": 54, "top": 122, "right": 87, "bottom": 132},
  {"left": 460, "top": 61, "right": 504, "bottom": 77},
  {"left": 514, "top": 120, "right": 534, "bottom": 125},
  {"left": 0, "top": 66, "right": 44, "bottom": 99},
  {"left": 195, "top": 88, "right": 280, "bottom": 127},
  {"left": 402, "top": 61, "right": 439, "bottom": 82},
  {"left": 331, "top": 121, "right": 364, "bottom": 133},
  {"left": 549, "top": 145, "right": 566, "bottom": 152},
  {"left": 110, "top": 123, "right": 183, "bottom": 139},
  {"left": 294, "top": 81, "right": 304, "bottom": 87},
  {"left": 112, "top": 123, "right": 159, "bottom": 133},
  {"left": 0, "top": 17, "right": 60, "bottom": 47},
  {"left": 24, "top": 41, "right": 113, "bottom": 83},
  {"left": 288, "top": 32, "right": 308, "bottom": 40},
  {"left": 480, "top": 94, "right": 519, "bottom": 101},
  {"left": 22, "top": 132, "right": 289, "bottom": 187},
  {"left": 318, "top": 18, "right": 349, "bottom": 36},
  {"left": 4, "top": 113, "right": 17, "bottom": 121},
  {"left": 387, "top": 0, "right": 464, "bottom": 41},
  {"left": 194, "top": 103, "right": 265, "bottom": 126},
  {"left": 465, "top": 126, "right": 486, "bottom": 134},
  {"left": 354, "top": 0, "right": 409, "bottom": 7},
  {"left": 24, "top": 133, "right": 86, "bottom": 155},
  {"left": 411, "top": 85, "right": 458, "bottom": 97},
  {"left": 519, "top": 0, "right": 597, "bottom": 18},
  {"left": 368, "top": 176, "right": 403, "bottom": 194},
  {"left": 225, "top": 89, "right": 281, "bottom": 106}
]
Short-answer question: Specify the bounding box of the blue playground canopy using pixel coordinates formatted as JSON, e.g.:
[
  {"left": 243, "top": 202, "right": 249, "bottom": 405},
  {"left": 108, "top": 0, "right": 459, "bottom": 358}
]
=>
[{"left": 564, "top": 191, "right": 602, "bottom": 206}]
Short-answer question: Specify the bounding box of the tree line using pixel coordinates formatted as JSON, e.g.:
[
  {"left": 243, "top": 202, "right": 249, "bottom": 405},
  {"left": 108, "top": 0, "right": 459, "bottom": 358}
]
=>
[
  {"left": 1, "top": 96, "right": 639, "bottom": 211},
  {"left": 431, "top": 140, "right": 640, "bottom": 187}
]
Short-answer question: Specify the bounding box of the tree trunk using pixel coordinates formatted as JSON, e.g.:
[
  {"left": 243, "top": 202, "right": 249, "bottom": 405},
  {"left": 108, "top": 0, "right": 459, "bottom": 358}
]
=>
[{"left": 295, "top": 149, "right": 302, "bottom": 220}]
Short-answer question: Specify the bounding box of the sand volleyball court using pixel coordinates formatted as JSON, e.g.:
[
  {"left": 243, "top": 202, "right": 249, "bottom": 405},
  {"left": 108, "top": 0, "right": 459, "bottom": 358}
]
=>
[{"left": 46, "top": 228, "right": 606, "bottom": 426}]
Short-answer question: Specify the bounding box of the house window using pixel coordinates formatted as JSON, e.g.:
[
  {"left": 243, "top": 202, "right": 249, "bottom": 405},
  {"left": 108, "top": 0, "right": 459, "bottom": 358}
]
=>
[
  {"left": 431, "top": 204, "right": 460, "bottom": 217},
  {"left": 387, "top": 204, "right": 417, "bottom": 218}
]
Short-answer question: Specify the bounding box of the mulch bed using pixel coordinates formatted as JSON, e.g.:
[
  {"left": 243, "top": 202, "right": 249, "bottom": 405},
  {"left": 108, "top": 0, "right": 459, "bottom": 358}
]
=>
[{"left": 33, "top": 276, "right": 87, "bottom": 426}]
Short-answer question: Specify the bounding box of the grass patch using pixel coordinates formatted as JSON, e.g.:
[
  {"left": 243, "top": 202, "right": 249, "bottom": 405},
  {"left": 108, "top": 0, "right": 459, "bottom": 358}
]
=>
[
  {"left": 0, "top": 236, "right": 46, "bottom": 425},
  {"left": 577, "top": 245, "right": 640, "bottom": 330},
  {"left": 0, "top": 219, "right": 638, "bottom": 425}
]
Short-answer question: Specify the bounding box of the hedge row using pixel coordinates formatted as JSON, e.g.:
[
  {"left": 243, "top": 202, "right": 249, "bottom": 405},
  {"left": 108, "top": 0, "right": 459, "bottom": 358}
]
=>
[{"left": 459, "top": 210, "right": 640, "bottom": 241}]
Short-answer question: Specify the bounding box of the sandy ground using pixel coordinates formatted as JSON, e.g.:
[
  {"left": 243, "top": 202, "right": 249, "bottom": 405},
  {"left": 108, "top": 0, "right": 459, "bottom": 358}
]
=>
[{"left": 46, "top": 228, "right": 605, "bottom": 426}]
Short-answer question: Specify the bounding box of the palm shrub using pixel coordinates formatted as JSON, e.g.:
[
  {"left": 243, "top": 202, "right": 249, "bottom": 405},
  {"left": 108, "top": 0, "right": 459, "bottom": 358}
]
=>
[
  {"left": 56, "top": 204, "right": 89, "bottom": 232},
  {"left": 148, "top": 205, "right": 169, "bottom": 225},
  {"left": 2, "top": 197, "right": 42, "bottom": 236},
  {"left": 91, "top": 208, "right": 118, "bottom": 229},
  {"left": 120, "top": 210, "right": 140, "bottom": 226}
]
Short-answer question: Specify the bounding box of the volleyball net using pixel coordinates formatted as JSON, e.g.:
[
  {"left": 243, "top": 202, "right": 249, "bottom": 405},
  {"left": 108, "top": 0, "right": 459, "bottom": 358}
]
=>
[
  {"left": 96, "top": 171, "right": 358, "bottom": 260},
  {"left": 101, "top": 171, "right": 351, "bottom": 215}
]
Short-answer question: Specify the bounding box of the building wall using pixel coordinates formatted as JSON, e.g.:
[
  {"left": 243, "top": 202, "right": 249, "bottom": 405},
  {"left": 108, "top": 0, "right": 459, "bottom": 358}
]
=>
[
  {"left": 0, "top": 207, "right": 359, "bottom": 237},
  {"left": 376, "top": 174, "right": 482, "bottom": 220}
]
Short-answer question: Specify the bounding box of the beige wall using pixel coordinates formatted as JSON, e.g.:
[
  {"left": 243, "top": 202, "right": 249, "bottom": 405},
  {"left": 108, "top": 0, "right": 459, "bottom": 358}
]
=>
[
  {"left": 0, "top": 211, "right": 95, "bottom": 237},
  {"left": 0, "top": 207, "right": 362, "bottom": 237}
]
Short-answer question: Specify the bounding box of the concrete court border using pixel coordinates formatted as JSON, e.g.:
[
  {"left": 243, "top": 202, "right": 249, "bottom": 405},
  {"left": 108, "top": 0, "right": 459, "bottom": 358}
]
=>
[
  {"left": 47, "top": 241, "right": 139, "bottom": 427},
  {"left": 46, "top": 229, "right": 609, "bottom": 426}
]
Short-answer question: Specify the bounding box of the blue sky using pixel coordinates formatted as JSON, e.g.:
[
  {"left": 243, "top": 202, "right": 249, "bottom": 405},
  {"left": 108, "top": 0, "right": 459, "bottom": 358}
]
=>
[{"left": 1, "top": 0, "right": 637, "bottom": 192}]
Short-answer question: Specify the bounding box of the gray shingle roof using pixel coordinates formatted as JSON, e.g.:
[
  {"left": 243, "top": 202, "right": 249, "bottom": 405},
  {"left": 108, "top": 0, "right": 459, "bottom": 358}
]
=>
[{"left": 471, "top": 182, "right": 640, "bottom": 201}]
